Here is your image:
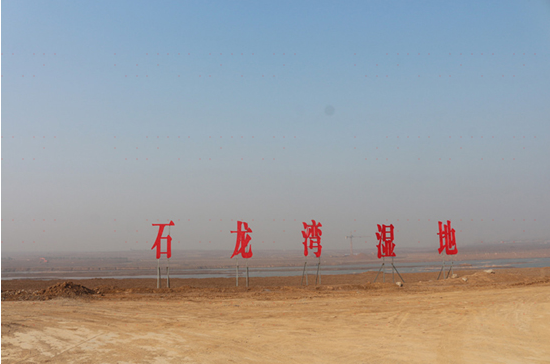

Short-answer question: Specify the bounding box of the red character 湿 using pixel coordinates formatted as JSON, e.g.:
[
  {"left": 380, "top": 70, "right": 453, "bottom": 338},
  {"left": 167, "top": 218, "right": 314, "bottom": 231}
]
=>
[{"left": 376, "top": 224, "right": 396, "bottom": 258}]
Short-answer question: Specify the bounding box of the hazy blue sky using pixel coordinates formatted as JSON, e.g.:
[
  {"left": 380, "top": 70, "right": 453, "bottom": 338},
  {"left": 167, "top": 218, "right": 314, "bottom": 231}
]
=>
[{"left": 2, "top": 0, "right": 549, "bottom": 253}]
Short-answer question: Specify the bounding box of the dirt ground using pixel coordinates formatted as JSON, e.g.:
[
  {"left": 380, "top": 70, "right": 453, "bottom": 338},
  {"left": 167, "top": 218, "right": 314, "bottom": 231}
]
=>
[{"left": 2, "top": 268, "right": 550, "bottom": 363}]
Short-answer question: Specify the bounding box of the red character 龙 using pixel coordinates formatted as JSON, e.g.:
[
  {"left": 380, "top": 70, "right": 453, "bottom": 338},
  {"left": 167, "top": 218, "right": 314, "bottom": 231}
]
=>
[
  {"left": 437, "top": 220, "right": 457, "bottom": 255},
  {"left": 151, "top": 220, "right": 175, "bottom": 259},
  {"left": 302, "top": 220, "right": 323, "bottom": 257},
  {"left": 376, "top": 224, "right": 396, "bottom": 259},
  {"left": 231, "top": 221, "right": 253, "bottom": 259}
]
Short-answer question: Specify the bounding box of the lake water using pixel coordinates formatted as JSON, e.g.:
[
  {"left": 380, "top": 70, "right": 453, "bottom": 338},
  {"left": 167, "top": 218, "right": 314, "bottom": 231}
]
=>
[{"left": 3, "top": 257, "right": 549, "bottom": 280}]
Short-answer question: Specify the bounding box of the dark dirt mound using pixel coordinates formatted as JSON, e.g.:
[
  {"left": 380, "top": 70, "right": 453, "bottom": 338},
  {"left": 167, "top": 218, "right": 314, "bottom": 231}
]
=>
[
  {"left": 39, "top": 281, "right": 95, "bottom": 298},
  {"left": 2, "top": 281, "right": 97, "bottom": 301}
]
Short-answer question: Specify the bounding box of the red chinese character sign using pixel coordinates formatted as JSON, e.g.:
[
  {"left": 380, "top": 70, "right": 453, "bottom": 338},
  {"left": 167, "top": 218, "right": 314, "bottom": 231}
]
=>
[
  {"left": 437, "top": 220, "right": 457, "bottom": 255},
  {"left": 375, "top": 224, "right": 396, "bottom": 259},
  {"left": 151, "top": 220, "right": 175, "bottom": 259},
  {"left": 373, "top": 223, "right": 404, "bottom": 283},
  {"left": 231, "top": 221, "right": 253, "bottom": 259},
  {"left": 302, "top": 220, "right": 323, "bottom": 258},
  {"left": 151, "top": 220, "right": 174, "bottom": 289},
  {"left": 231, "top": 221, "right": 252, "bottom": 287},
  {"left": 300, "top": 220, "right": 323, "bottom": 286},
  {"left": 436, "top": 220, "right": 457, "bottom": 280}
]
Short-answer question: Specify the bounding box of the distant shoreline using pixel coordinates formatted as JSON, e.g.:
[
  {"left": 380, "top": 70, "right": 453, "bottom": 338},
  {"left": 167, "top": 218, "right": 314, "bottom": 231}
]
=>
[{"left": 3, "top": 256, "right": 550, "bottom": 281}]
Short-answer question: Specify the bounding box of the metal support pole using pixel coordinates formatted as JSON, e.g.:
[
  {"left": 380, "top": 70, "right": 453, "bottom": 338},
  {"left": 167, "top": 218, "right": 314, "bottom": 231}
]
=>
[
  {"left": 392, "top": 257, "right": 395, "bottom": 283},
  {"left": 246, "top": 260, "right": 249, "bottom": 288},
  {"left": 392, "top": 262, "right": 405, "bottom": 283},
  {"left": 446, "top": 260, "right": 454, "bottom": 279},
  {"left": 437, "top": 260, "right": 445, "bottom": 280},
  {"left": 318, "top": 258, "right": 321, "bottom": 285},
  {"left": 236, "top": 259, "right": 239, "bottom": 287},
  {"left": 373, "top": 261, "right": 385, "bottom": 283},
  {"left": 315, "top": 257, "right": 321, "bottom": 285},
  {"left": 166, "top": 259, "right": 170, "bottom": 288},
  {"left": 301, "top": 261, "right": 308, "bottom": 286},
  {"left": 383, "top": 257, "right": 385, "bottom": 283},
  {"left": 157, "top": 259, "right": 161, "bottom": 288}
]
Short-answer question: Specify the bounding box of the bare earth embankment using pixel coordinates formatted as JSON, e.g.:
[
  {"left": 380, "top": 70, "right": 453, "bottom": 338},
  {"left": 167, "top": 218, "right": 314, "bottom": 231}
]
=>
[{"left": 2, "top": 267, "right": 550, "bottom": 363}]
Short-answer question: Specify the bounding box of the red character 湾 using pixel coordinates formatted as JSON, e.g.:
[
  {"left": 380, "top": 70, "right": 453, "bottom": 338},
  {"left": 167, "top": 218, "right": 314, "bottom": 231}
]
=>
[
  {"left": 151, "top": 220, "right": 175, "bottom": 259},
  {"left": 376, "top": 224, "right": 396, "bottom": 259},
  {"left": 302, "top": 220, "right": 323, "bottom": 257},
  {"left": 231, "top": 221, "right": 253, "bottom": 258},
  {"left": 437, "top": 220, "right": 457, "bottom": 255}
]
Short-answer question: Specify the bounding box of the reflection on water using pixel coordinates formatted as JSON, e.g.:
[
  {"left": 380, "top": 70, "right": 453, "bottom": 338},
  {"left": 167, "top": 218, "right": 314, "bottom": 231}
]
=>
[{"left": 3, "top": 257, "right": 549, "bottom": 280}]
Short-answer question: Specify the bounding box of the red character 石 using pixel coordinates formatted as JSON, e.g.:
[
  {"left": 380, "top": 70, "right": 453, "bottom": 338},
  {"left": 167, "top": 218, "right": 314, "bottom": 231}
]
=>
[
  {"left": 376, "top": 224, "right": 396, "bottom": 259},
  {"left": 437, "top": 220, "right": 457, "bottom": 255},
  {"left": 302, "top": 220, "right": 323, "bottom": 258},
  {"left": 151, "top": 220, "right": 175, "bottom": 259},
  {"left": 231, "top": 221, "right": 253, "bottom": 258}
]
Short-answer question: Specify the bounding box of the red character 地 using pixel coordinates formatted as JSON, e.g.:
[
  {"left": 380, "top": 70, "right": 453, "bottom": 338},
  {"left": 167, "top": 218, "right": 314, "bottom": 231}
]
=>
[
  {"left": 437, "top": 220, "right": 457, "bottom": 255},
  {"left": 302, "top": 220, "right": 323, "bottom": 257},
  {"left": 376, "top": 224, "right": 396, "bottom": 259},
  {"left": 151, "top": 220, "right": 175, "bottom": 259},
  {"left": 231, "top": 221, "right": 253, "bottom": 259}
]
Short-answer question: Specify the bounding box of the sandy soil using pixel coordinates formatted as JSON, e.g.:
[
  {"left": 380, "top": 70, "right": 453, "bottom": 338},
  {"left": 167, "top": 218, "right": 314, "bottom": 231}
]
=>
[{"left": 2, "top": 268, "right": 550, "bottom": 363}]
